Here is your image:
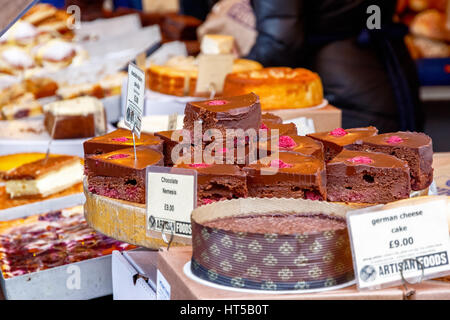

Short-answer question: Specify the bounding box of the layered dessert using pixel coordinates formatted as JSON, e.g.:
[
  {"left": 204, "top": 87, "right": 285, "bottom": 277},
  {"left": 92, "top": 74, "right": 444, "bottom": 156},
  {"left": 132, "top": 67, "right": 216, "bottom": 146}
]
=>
[
  {"left": 43, "top": 97, "right": 107, "bottom": 139},
  {"left": 175, "top": 163, "right": 247, "bottom": 206},
  {"left": 147, "top": 55, "right": 262, "bottom": 97},
  {"left": 99, "top": 71, "right": 127, "bottom": 96},
  {"left": 307, "top": 127, "right": 378, "bottom": 162},
  {"left": 183, "top": 93, "right": 262, "bottom": 138},
  {"left": 346, "top": 132, "right": 433, "bottom": 191},
  {"left": 326, "top": 150, "right": 411, "bottom": 204},
  {"left": 84, "top": 128, "right": 163, "bottom": 156},
  {"left": 24, "top": 77, "right": 58, "bottom": 99},
  {"left": 243, "top": 152, "right": 327, "bottom": 200},
  {"left": 34, "top": 39, "right": 84, "bottom": 69},
  {"left": 3, "top": 155, "right": 83, "bottom": 198},
  {"left": 0, "top": 205, "right": 135, "bottom": 279},
  {"left": 85, "top": 147, "right": 164, "bottom": 204},
  {"left": 0, "top": 153, "right": 56, "bottom": 179},
  {"left": 223, "top": 67, "right": 323, "bottom": 110},
  {"left": 191, "top": 199, "right": 354, "bottom": 290}
]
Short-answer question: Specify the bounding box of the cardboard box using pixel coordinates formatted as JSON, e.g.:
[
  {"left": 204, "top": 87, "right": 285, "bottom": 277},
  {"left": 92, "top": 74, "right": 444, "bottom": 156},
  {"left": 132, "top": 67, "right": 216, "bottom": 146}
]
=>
[{"left": 157, "top": 247, "right": 408, "bottom": 300}]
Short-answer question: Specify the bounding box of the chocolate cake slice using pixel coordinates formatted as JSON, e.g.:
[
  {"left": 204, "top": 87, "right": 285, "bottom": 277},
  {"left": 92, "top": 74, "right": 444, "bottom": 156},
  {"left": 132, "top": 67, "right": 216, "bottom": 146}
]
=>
[
  {"left": 260, "top": 121, "right": 298, "bottom": 138},
  {"left": 84, "top": 128, "right": 163, "bottom": 156},
  {"left": 154, "top": 129, "right": 193, "bottom": 166},
  {"left": 183, "top": 93, "right": 262, "bottom": 138},
  {"left": 243, "top": 152, "right": 326, "bottom": 200},
  {"left": 85, "top": 147, "right": 164, "bottom": 204},
  {"left": 261, "top": 112, "right": 282, "bottom": 124},
  {"left": 259, "top": 134, "right": 324, "bottom": 160},
  {"left": 345, "top": 132, "right": 433, "bottom": 191},
  {"left": 174, "top": 163, "right": 247, "bottom": 206},
  {"left": 307, "top": 127, "right": 378, "bottom": 162},
  {"left": 326, "top": 150, "right": 411, "bottom": 204}
]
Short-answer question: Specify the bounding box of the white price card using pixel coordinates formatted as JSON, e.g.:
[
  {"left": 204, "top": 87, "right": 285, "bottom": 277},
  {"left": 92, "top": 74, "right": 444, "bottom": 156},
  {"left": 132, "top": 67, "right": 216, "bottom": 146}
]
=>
[
  {"left": 124, "top": 63, "right": 145, "bottom": 138},
  {"left": 146, "top": 166, "right": 197, "bottom": 241},
  {"left": 347, "top": 196, "right": 450, "bottom": 290}
]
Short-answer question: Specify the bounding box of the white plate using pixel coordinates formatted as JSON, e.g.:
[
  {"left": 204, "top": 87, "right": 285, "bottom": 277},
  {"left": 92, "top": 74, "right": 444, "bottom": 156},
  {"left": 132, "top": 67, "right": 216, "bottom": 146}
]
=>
[{"left": 183, "top": 261, "right": 356, "bottom": 295}]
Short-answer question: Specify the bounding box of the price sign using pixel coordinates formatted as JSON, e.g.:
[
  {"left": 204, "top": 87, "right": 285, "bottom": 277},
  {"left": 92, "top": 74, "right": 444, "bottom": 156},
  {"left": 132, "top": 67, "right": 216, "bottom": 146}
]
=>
[
  {"left": 146, "top": 166, "right": 197, "bottom": 241},
  {"left": 195, "top": 54, "right": 233, "bottom": 96},
  {"left": 347, "top": 196, "right": 450, "bottom": 290},
  {"left": 124, "top": 63, "right": 145, "bottom": 138}
]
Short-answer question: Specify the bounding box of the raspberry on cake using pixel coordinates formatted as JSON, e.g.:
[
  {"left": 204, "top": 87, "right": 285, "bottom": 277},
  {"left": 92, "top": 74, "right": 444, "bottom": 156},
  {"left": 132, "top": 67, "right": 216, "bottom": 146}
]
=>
[
  {"left": 243, "top": 152, "right": 327, "bottom": 200},
  {"left": 85, "top": 147, "right": 164, "bottom": 204},
  {"left": 84, "top": 128, "right": 163, "bottom": 156},
  {"left": 43, "top": 96, "right": 107, "bottom": 139},
  {"left": 4, "top": 155, "right": 83, "bottom": 198},
  {"left": 326, "top": 150, "right": 411, "bottom": 204},
  {"left": 223, "top": 67, "right": 324, "bottom": 110},
  {"left": 346, "top": 131, "right": 433, "bottom": 191},
  {"left": 307, "top": 127, "right": 378, "bottom": 162},
  {"left": 183, "top": 93, "right": 262, "bottom": 138},
  {"left": 174, "top": 163, "right": 247, "bottom": 206},
  {"left": 259, "top": 134, "right": 324, "bottom": 160}
]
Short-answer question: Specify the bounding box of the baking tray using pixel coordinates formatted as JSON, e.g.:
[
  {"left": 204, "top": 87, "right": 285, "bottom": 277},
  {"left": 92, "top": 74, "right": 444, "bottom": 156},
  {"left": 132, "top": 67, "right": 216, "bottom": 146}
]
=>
[
  {"left": 0, "top": 253, "right": 114, "bottom": 300},
  {"left": 0, "top": 194, "right": 134, "bottom": 299},
  {"left": 0, "top": 193, "right": 85, "bottom": 221}
]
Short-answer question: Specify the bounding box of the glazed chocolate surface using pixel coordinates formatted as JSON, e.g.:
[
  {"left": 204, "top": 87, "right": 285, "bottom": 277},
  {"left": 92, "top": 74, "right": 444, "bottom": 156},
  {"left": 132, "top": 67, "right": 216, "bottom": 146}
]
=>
[
  {"left": 261, "top": 112, "right": 282, "bottom": 124},
  {"left": 243, "top": 152, "right": 326, "bottom": 197},
  {"left": 84, "top": 128, "right": 162, "bottom": 155},
  {"left": 329, "top": 149, "right": 409, "bottom": 170},
  {"left": 307, "top": 127, "right": 378, "bottom": 161},
  {"left": 183, "top": 93, "right": 262, "bottom": 132},
  {"left": 260, "top": 135, "right": 324, "bottom": 160},
  {"left": 86, "top": 146, "right": 163, "bottom": 178},
  {"left": 308, "top": 127, "right": 378, "bottom": 147},
  {"left": 261, "top": 122, "right": 298, "bottom": 137},
  {"left": 175, "top": 163, "right": 245, "bottom": 185}
]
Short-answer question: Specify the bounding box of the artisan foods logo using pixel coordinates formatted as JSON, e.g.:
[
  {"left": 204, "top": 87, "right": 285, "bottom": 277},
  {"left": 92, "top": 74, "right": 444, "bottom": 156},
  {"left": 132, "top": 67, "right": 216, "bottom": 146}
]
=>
[
  {"left": 359, "top": 265, "right": 377, "bottom": 283},
  {"left": 170, "top": 121, "right": 281, "bottom": 174}
]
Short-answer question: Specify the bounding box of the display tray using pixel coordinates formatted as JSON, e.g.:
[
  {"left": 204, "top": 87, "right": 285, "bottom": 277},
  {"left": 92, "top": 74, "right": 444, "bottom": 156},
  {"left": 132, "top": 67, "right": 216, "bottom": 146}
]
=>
[
  {"left": 0, "top": 196, "right": 134, "bottom": 300},
  {"left": 83, "top": 178, "right": 189, "bottom": 250},
  {"left": 1, "top": 251, "right": 115, "bottom": 300},
  {"left": 0, "top": 122, "right": 116, "bottom": 157}
]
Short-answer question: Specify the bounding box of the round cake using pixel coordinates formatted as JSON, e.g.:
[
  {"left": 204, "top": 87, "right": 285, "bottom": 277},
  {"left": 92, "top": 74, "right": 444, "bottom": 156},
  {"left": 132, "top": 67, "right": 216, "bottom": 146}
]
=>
[
  {"left": 223, "top": 67, "right": 324, "bottom": 110},
  {"left": 190, "top": 198, "right": 354, "bottom": 291},
  {"left": 147, "top": 55, "right": 262, "bottom": 97}
]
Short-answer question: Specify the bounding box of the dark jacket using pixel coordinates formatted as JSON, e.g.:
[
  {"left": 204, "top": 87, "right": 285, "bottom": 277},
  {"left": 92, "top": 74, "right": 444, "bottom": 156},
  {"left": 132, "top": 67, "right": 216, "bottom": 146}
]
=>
[{"left": 246, "top": 0, "right": 423, "bottom": 132}]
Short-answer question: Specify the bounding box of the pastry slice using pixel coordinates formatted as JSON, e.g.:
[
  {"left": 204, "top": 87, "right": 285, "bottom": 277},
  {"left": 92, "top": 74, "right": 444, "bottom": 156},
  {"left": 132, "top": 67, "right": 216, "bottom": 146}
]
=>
[
  {"left": 4, "top": 155, "right": 83, "bottom": 198},
  {"left": 43, "top": 96, "right": 106, "bottom": 139}
]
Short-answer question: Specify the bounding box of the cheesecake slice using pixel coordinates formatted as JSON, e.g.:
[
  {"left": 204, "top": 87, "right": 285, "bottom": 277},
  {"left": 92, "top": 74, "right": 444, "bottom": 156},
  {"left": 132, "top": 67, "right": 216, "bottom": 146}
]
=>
[{"left": 4, "top": 155, "right": 83, "bottom": 198}]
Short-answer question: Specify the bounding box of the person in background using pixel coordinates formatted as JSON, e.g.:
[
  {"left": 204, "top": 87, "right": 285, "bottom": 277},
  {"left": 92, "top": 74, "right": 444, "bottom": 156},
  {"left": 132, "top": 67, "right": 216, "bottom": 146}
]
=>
[{"left": 245, "top": 0, "right": 424, "bottom": 132}]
